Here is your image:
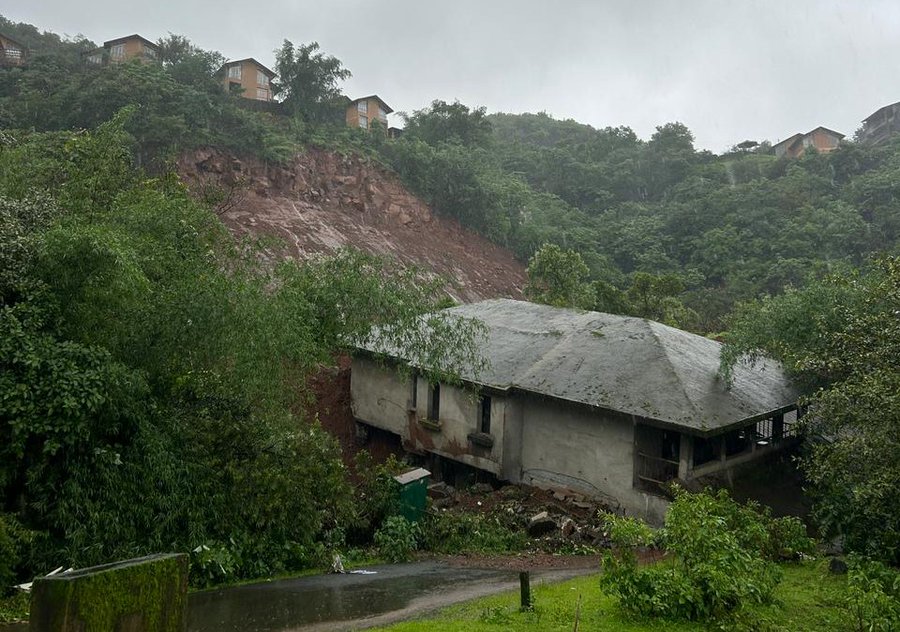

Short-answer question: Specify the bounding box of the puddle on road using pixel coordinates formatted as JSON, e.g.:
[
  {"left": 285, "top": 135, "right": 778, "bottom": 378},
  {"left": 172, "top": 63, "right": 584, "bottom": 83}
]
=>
[{"left": 188, "top": 562, "right": 509, "bottom": 632}]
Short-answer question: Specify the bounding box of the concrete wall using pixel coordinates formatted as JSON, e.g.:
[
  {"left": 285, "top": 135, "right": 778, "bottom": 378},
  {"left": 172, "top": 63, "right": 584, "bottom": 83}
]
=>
[
  {"left": 346, "top": 98, "right": 390, "bottom": 131},
  {"left": 513, "top": 395, "right": 669, "bottom": 523},
  {"left": 350, "top": 356, "right": 669, "bottom": 522},
  {"left": 808, "top": 129, "right": 841, "bottom": 153},
  {"left": 222, "top": 60, "right": 273, "bottom": 101},
  {"left": 350, "top": 356, "right": 505, "bottom": 474},
  {"left": 108, "top": 38, "right": 156, "bottom": 64}
]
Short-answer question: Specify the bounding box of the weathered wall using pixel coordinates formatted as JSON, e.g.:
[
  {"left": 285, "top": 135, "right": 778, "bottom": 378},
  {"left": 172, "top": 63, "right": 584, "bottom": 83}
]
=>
[
  {"left": 350, "top": 356, "right": 411, "bottom": 436},
  {"left": 30, "top": 553, "right": 188, "bottom": 632},
  {"left": 351, "top": 357, "right": 669, "bottom": 521},
  {"left": 514, "top": 395, "right": 669, "bottom": 522},
  {"left": 346, "top": 97, "right": 389, "bottom": 130},
  {"left": 350, "top": 357, "right": 506, "bottom": 474},
  {"left": 222, "top": 60, "right": 272, "bottom": 101}
]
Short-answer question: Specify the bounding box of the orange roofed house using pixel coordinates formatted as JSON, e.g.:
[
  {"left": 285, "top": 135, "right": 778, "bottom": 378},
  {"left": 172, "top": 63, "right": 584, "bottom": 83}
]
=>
[
  {"left": 0, "top": 33, "right": 27, "bottom": 67},
  {"left": 346, "top": 95, "right": 392, "bottom": 131},
  {"left": 221, "top": 58, "right": 276, "bottom": 102},
  {"left": 773, "top": 126, "right": 844, "bottom": 159},
  {"left": 84, "top": 34, "right": 159, "bottom": 65}
]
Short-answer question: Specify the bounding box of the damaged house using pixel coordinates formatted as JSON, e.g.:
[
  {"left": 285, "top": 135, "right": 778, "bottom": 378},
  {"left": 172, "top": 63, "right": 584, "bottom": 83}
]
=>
[{"left": 351, "top": 299, "right": 799, "bottom": 522}]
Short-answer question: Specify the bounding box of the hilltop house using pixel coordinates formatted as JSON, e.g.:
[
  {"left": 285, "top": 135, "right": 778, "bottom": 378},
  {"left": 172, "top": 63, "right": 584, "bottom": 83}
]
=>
[
  {"left": 346, "top": 95, "right": 392, "bottom": 131},
  {"left": 221, "top": 58, "right": 276, "bottom": 102},
  {"left": 351, "top": 299, "right": 799, "bottom": 522},
  {"left": 860, "top": 101, "right": 900, "bottom": 146},
  {"left": 84, "top": 34, "right": 159, "bottom": 65},
  {"left": 773, "top": 126, "right": 843, "bottom": 158},
  {"left": 0, "top": 33, "right": 27, "bottom": 67}
]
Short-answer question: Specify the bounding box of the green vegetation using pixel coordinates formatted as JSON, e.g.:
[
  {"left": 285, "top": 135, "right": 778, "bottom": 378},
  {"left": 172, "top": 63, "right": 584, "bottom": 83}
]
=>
[
  {"left": 374, "top": 516, "right": 421, "bottom": 563},
  {"left": 29, "top": 554, "right": 187, "bottom": 632},
  {"left": 2, "top": 15, "right": 900, "bottom": 627},
  {"left": 372, "top": 562, "right": 849, "bottom": 632},
  {"left": 0, "top": 111, "right": 482, "bottom": 594},
  {"left": 385, "top": 105, "right": 893, "bottom": 332},
  {"left": 723, "top": 257, "right": 900, "bottom": 565},
  {"left": 421, "top": 510, "right": 528, "bottom": 555},
  {"left": 274, "top": 40, "right": 351, "bottom": 123},
  {"left": 601, "top": 488, "right": 813, "bottom": 622}
]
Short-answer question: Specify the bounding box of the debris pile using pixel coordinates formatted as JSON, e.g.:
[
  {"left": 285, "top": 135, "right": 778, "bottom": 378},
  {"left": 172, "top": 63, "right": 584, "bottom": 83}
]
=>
[{"left": 427, "top": 482, "right": 614, "bottom": 551}]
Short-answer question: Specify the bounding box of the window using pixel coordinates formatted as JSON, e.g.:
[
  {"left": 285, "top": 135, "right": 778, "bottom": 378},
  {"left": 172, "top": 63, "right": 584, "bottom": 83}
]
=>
[
  {"left": 257, "top": 70, "right": 269, "bottom": 86},
  {"left": 110, "top": 44, "right": 125, "bottom": 60},
  {"left": 427, "top": 383, "right": 440, "bottom": 421},
  {"left": 143, "top": 46, "right": 157, "bottom": 60},
  {"left": 228, "top": 65, "right": 242, "bottom": 79},
  {"left": 357, "top": 100, "right": 367, "bottom": 114},
  {"left": 5, "top": 47, "right": 22, "bottom": 60},
  {"left": 378, "top": 107, "right": 388, "bottom": 122},
  {"left": 409, "top": 375, "right": 417, "bottom": 409},
  {"left": 358, "top": 115, "right": 368, "bottom": 129},
  {"left": 479, "top": 396, "right": 491, "bottom": 433},
  {"left": 228, "top": 81, "right": 241, "bottom": 93},
  {"left": 86, "top": 53, "right": 103, "bottom": 65},
  {"left": 256, "top": 88, "right": 268, "bottom": 100}
]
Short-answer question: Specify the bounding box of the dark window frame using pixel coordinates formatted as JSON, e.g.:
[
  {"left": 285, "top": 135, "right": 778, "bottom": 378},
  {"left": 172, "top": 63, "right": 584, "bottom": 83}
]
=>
[
  {"left": 427, "top": 383, "right": 440, "bottom": 421},
  {"left": 479, "top": 395, "right": 492, "bottom": 434}
]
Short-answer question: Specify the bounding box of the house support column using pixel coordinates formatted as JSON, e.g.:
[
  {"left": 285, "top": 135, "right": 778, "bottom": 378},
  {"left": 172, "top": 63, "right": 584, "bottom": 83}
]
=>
[
  {"left": 678, "top": 433, "right": 694, "bottom": 480},
  {"left": 772, "top": 413, "right": 784, "bottom": 442}
]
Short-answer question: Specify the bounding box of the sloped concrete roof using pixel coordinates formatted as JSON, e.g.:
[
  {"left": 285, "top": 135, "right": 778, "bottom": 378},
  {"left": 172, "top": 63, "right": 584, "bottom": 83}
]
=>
[{"left": 361, "top": 299, "right": 797, "bottom": 435}]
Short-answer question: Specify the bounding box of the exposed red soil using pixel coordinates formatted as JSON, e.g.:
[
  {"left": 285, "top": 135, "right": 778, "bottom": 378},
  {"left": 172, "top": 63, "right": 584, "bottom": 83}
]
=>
[
  {"left": 305, "top": 357, "right": 402, "bottom": 475},
  {"left": 177, "top": 147, "right": 527, "bottom": 303}
]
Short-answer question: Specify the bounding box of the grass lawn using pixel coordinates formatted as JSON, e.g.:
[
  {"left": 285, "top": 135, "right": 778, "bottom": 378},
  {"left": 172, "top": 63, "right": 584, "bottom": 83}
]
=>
[{"left": 374, "top": 560, "right": 849, "bottom": 631}]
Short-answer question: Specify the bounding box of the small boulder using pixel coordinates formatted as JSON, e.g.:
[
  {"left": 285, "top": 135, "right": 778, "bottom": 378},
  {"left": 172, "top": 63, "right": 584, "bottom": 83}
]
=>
[
  {"left": 829, "top": 557, "right": 848, "bottom": 575},
  {"left": 527, "top": 511, "right": 557, "bottom": 537},
  {"left": 561, "top": 518, "right": 577, "bottom": 538}
]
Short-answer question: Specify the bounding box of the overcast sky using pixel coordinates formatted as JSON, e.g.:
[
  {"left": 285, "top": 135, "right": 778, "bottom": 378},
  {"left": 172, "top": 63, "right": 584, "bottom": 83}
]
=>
[{"left": 7, "top": 1, "right": 900, "bottom": 151}]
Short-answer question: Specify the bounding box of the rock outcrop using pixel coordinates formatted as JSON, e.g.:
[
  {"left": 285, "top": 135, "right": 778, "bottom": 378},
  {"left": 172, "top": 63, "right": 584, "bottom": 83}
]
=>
[{"left": 177, "top": 148, "right": 526, "bottom": 302}]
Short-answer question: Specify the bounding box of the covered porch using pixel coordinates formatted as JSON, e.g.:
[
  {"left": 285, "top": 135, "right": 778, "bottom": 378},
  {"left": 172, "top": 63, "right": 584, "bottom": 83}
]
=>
[{"left": 633, "top": 407, "right": 803, "bottom": 494}]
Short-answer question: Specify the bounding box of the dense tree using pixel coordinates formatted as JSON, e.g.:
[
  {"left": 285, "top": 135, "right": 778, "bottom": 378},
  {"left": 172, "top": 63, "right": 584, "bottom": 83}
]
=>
[
  {"left": 403, "top": 100, "right": 493, "bottom": 148},
  {"left": 273, "top": 39, "right": 350, "bottom": 123},
  {"left": 155, "top": 33, "right": 226, "bottom": 93},
  {"left": 524, "top": 243, "right": 592, "bottom": 308},
  {"left": 722, "top": 258, "right": 900, "bottom": 564},
  {"left": 0, "top": 114, "right": 483, "bottom": 584}
]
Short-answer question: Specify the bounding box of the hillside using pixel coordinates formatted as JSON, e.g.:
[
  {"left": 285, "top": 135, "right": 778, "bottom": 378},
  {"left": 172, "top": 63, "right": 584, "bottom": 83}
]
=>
[{"left": 177, "top": 148, "right": 526, "bottom": 302}]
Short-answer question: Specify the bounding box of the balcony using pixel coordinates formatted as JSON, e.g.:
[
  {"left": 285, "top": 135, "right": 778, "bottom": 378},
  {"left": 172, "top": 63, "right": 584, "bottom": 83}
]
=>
[{"left": 0, "top": 49, "right": 25, "bottom": 67}]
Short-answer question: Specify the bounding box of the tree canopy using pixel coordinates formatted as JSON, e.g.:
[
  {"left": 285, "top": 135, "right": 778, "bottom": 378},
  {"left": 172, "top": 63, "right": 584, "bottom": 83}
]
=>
[
  {"left": 722, "top": 258, "right": 900, "bottom": 564},
  {"left": 274, "top": 39, "right": 351, "bottom": 123}
]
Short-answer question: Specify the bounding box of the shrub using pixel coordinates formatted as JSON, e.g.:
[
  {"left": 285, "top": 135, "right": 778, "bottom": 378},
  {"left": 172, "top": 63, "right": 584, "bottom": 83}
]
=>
[
  {"left": 421, "top": 510, "right": 527, "bottom": 555},
  {"left": 600, "top": 488, "right": 787, "bottom": 622},
  {"left": 0, "top": 514, "right": 17, "bottom": 593},
  {"left": 350, "top": 452, "right": 403, "bottom": 540},
  {"left": 846, "top": 555, "right": 900, "bottom": 632},
  {"left": 374, "top": 516, "right": 420, "bottom": 563}
]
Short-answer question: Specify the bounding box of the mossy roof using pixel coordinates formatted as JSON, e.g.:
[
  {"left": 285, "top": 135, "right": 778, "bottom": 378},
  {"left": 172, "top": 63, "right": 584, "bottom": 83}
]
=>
[{"left": 360, "top": 299, "right": 797, "bottom": 436}]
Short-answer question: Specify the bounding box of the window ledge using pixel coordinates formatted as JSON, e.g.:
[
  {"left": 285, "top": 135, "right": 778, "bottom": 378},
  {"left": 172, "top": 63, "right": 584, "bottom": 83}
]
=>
[
  {"left": 419, "top": 418, "right": 442, "bottom": 432},
  {"left": 467, "top": 432, "right": 494, "bottom": 448}
]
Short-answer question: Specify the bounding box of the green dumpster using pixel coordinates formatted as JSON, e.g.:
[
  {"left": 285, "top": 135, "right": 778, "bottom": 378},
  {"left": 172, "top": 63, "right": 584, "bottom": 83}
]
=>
[{"left": 393, "top": 468, "right": 431, "bottom": 523}]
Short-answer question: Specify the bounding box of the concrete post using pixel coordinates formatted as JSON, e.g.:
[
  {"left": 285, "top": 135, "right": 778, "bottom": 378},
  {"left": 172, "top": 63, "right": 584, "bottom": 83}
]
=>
[
  {"left": 678, "top": 433, "right": 693, "bottom": 480},
  {"left": 772, "top": 413, "right": 785, "bottom": 442}
]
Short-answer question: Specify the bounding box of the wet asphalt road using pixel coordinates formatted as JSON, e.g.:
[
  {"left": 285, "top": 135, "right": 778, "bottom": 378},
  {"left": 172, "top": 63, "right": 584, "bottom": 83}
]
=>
[
  {"left": 0, "top": 561, "right": 589, "bottom": 631},
  {"left": 188, "top": 560, "right": 582, "bottom": 631}
]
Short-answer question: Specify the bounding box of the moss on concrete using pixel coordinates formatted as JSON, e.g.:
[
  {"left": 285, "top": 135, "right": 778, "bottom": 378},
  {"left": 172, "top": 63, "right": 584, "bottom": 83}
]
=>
[{"left": 30, "top": 553, "right": 188, "bottom": 632}]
